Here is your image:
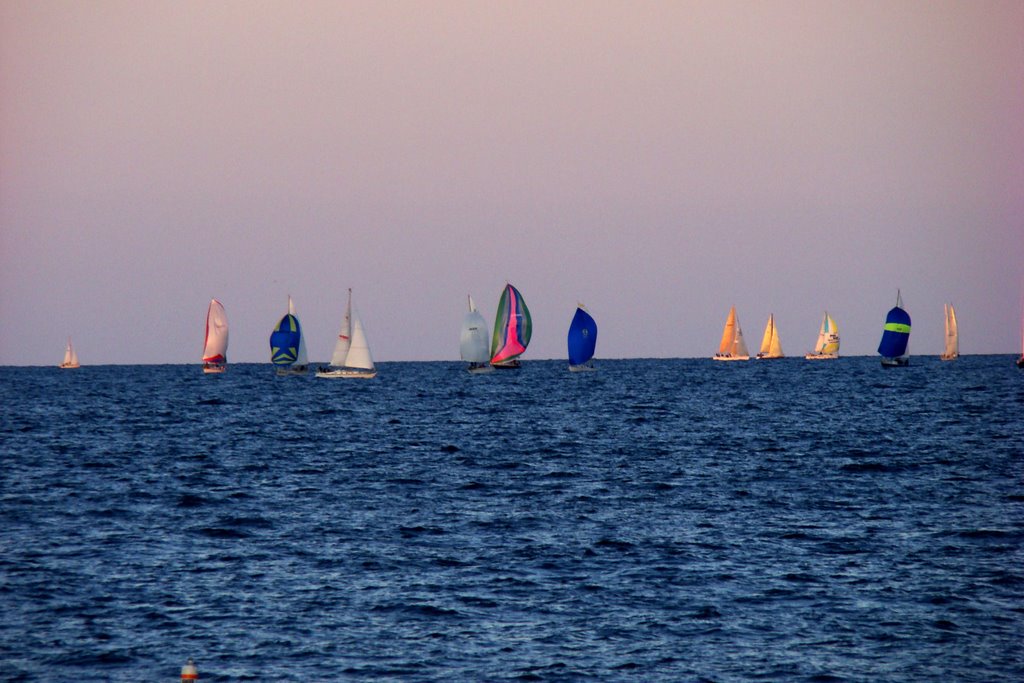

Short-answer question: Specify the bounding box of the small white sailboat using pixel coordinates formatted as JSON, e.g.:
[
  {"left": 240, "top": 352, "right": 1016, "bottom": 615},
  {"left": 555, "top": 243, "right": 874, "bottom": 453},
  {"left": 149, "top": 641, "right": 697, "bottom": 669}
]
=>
[
  {"left": 713, "top": 306, "right": 749, "bottom": 361},
  {"left": 460, "top": 295, "right": 493, "bottom": 373},
  {"left": 317, "top": 289, "right": 377, "bottom": 379},
  {"left": 202, "top": 298, "right": 229, "bottom": 373},
  {"left": 805, "top": 312, "right": 840, "bottom": 360},
  {"left": 270, "top": 296, "right": 309, "bottom": 375},
  {"left": 755, "top": 313, "right": 784, "bottom": 359},
  {"left": 59, "top": 337, "right": 80, "bottom": 369},
  {"left": 940, "top": 303, "right": 958, "bottom": 361}
]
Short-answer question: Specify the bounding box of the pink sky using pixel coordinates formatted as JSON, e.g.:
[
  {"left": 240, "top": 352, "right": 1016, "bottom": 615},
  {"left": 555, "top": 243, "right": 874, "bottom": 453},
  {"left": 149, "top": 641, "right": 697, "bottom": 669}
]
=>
[{"left": 2, "top": 1, "right": 1022, "bottom": 364}]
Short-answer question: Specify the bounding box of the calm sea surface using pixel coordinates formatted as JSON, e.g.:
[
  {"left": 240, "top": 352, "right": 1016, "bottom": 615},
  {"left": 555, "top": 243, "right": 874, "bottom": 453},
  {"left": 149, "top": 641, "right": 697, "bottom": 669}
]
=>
[{"left": 1, "top": 357, "right": 1022, "bottom": 682}]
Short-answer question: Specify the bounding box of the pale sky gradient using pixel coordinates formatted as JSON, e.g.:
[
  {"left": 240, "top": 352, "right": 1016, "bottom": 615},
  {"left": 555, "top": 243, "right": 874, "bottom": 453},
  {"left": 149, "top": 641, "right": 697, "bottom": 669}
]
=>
[{"left": 2, "top": 1, "right": 1022, "bottom": 364}]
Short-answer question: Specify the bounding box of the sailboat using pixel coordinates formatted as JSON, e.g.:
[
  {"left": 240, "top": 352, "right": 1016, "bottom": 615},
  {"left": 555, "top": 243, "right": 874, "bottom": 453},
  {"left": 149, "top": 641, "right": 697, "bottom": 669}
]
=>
[
  {"left": 805, "top": 312, "right": 840, "bottom": 360},
  {"left": 713, "top": 306, "right": 749, "bottom": 361},
  {"left": 316, "top": 289, "right": 377, "bottom": 379},
  {"left": 59, "top": 336, "right": 80, "bottom": 369},
  {"left": 939, "top": 303, "right": 958, "bottom": 361},
  {"left": 490, "top": 283, "right": 532, "bottom": 369},
  {"left": 1017, "top": 301, "right": 1024, "bottom": 368},
  {"left": 567, "top": 304, "right": 598, "bottom": 371},
  {"left": 755, "top": 313, "right": 784, "bottom": 359},
  {"left": 460, "top": 295, "right": 493, "bottom": 373},
  {"left": 878, "top": 290, "right": 911, "bottom": 367},
  {"left": 269, "top": 296, "right": 309, "bottom": 375},
  {"left": 202, "top": 298, "right": 229, "bottom": 373}
]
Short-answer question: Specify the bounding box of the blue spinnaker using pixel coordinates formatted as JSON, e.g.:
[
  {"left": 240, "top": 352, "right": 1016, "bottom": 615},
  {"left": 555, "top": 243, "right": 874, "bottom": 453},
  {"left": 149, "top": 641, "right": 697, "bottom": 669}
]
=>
[
  {"left": 878, "top": 306, "right": 911, "bottom": 358},
  {"left": 567, "top": 307, "right": 598, "bottom": 366},
  {"left": 270, "top": 314, "right": 301, "bottom": 365}
]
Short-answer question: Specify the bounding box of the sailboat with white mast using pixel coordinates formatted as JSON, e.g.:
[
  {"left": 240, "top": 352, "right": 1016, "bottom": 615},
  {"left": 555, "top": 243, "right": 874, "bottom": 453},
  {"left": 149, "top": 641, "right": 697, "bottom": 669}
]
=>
[
  {"left": 59, "top": 337, "right": 80, "bottom": 369},
  {"left": 940, "top": 303, "right": 958, "bottom": 361},
  {"left": 317, "top": 289, "right": 377, "bottom": 379},
  {"left": 460, "top": 295, "right": 493, "bottom": 373},
  {"left": 202, "top": 298, "right": 229, "bottom": 373},
  {"left": 755, "top": 313, "right": 783, "bottom": 359},
  {"left": 805, "top": 312, "right": 840, "bottom": 360},
  {"left": 713, "top": 306, "right": 749, "bottom": 361}
]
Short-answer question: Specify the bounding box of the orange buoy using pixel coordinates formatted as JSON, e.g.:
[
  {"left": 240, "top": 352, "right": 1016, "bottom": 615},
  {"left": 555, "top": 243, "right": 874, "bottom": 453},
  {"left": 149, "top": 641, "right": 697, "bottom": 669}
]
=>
[{"left": 181, "top": 658, "right": 198, "bottom": 681}]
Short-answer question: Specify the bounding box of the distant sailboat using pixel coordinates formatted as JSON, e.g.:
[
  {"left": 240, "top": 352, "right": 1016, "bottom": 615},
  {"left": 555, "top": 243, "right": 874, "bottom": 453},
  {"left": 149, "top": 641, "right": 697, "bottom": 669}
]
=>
[
  {"left": 59, "top": 337, "right": 80, "bottom": 369},
  {"left": 567, "top": 304, "right": 598, "bottom": 372},
  {"left": 755, "top": 313, "right": 784, "bottom": 359},
  {"left": 317, "top": 289, "right": 377, "bottom": 379},
  {"left": 940, "top": 303, "right": 959, "bottom": 361},
  {"left": 713, "top": 306, "right": 749, "bottom": 361},
  {"left": 878, "top": 290, "right": 911, "bottom": 367},
  {"left": 270, "top": 296, "right": 309, "bottom": 375},
  {"left": 490, "top": 283, "right": 532, "bottom": 369},
  {"left": 460, "top": 295, "right": 493, "bottom": 373},
  {"left": 805, "top": 312, "right": 840, "bottom": 360},
  {"left": 202, "top": 299, "right": 228, "bottom": 373}
]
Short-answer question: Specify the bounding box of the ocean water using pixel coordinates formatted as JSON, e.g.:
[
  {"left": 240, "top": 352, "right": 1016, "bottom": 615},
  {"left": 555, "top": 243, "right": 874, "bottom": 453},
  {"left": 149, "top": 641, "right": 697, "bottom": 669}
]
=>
[{"left": 1, "top": 356, "right": 1022, "bottom": 682}]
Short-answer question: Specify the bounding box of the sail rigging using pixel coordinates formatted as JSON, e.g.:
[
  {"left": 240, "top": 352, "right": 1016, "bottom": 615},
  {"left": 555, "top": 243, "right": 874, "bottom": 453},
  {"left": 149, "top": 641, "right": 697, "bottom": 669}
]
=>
[
  {"left": 60, "top": 337, "right": 80, "bottom": 369},
  {"left": 270, "top": 296, "right": 308, "bottom": 372},
  {"left": 490, "top": 284, "right": 532, "bottom": 367},
  {"left": 756, "top": 314, "right": 783, "bottom": 359},
  {"left": 317, "top": 289, "right": 376, "bottom": 378},
  {"left": 567, "top": 305, "right": 598, "bottom": 369},
  {"left": 460, "top": 295, "right": 491, "bottom": 369},
  {"left": 713, "top": 306, "right": 749, "bottom": 360},
  {"left": 202, "top": 299, "right": 228, "bottom": 371},
  {"left": 805, "top": 312, "right": 839, "bottom": 359},
  {"left": 940, "top": 303, "right": 958, "bottom": 360},
  {"left": 878, "top": 290, "right": 911, "bottom": 366}
]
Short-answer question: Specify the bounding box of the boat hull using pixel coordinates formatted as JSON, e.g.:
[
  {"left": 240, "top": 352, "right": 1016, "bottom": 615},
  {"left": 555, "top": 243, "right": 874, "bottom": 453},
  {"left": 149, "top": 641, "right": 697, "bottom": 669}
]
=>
[
  {"left": 1016, "top": 356, "right": 1024, "bottom": 369},
  {"left": 492, "top": 360, "right": 522, "bottom": 369},
  {"left": 59, "top": 363, "right": 80, "bottom": 369},
  {"left": 316, "top": 367, "right": 377, "bottom": 379},
  {"left": 713, "top": 354, "right": 749, "bottom": 362},
  {"left": 203, "top": 363, "right": 226, "bottom": 374},
  {"left": 804, "top": 353, "right": 839, "bottom": 360},
  {"left": 880, "top": 356, "right": 909, "bottom": 368},
  {"left": 276, "top": 365, "right": 309, "bottom": 376},
  {"left": 467, "top": 363, "right": 494, "bottom": 374},
  {"left": 568, "top": 363, "right": 596, "bottom": 372},
  {"left": 755, "top": 354, "right": 784, "bottom": 360},
  {"left": 939, "top": 354, "right": 958, "bottom": 361}
]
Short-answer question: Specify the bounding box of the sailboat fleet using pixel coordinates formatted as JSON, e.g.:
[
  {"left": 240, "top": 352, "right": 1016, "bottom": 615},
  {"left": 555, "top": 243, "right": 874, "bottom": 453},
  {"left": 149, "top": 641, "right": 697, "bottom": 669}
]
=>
[{"left": 59, "top": 288, "right": 1020, "bottom": 371}]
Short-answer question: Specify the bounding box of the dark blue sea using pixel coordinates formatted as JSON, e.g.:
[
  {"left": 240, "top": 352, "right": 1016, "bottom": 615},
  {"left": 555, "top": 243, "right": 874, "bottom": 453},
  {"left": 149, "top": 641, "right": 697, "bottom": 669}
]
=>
[{"left": 2, "top": 357, "right": 1022, "bottom": 682}]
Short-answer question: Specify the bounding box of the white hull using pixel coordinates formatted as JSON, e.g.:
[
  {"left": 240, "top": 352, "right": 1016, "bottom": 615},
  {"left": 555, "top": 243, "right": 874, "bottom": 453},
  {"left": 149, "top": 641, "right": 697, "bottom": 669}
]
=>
[
  {"left": 316, "top": 367, "right": 377, "bottom": 379},
  {"left": 467, "top": 363, "right": 494, "bottom": 374},
  {"left": 713, "top": 354, "right": 749, "bottom": 362},
  {"left": 755, "top": 353, "right": 783, "bottom": 360},
  {"left": 881, "top": 356, "right": 909, "bottom": 368},
  {"left": 203, "top": 363, "right": 226, "bottom": 374},
  {"left": 59, "top": 363, "right": 80, "bottom": 369},
  {"left": 276, "top": 365, "right": 309, "bottom": 376},
  {"left": 939, "top": 353, "right": 958, "bottom": 361},
  {"left": 805, "top": 353, "right": 839, "bottom": 360},
  {"left": 568, "top": 363, "right": 596, "bottom": 372}
]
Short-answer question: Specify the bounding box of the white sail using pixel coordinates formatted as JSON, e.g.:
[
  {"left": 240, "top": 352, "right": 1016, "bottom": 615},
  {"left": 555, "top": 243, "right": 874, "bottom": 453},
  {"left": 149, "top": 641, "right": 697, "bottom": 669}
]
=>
[
  {"left": 460, "top": 295, "right": 491, "bottom": 364},
  {"left": 806, "top": 312, "right": 839, "bottom": 358},
  {"left": 941, "top": 303, "right": 958, "bottom": 360},
  {"left": 346, "top": 310, "right": 375, "bottom": 371},
  {"left": 757, "top": 314, "right": 783, "bottom": 358},
  {"left": 330, "top": 290, "right": 353, "bottom": 366},
  {"left": 714, "top": 306, "right": 749, "bottom": 360},
  {"left": 288, "top": 296, "right": 309, "bottom": 368},
  {"left": 317, "top": 289, "right": 376, "bottom": 378},
  {"left": 61, "top": 337, "right": 80, "bottom": 368},
  {"left": 202, "top": 299, "right": 229, "bottom": 363}
]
